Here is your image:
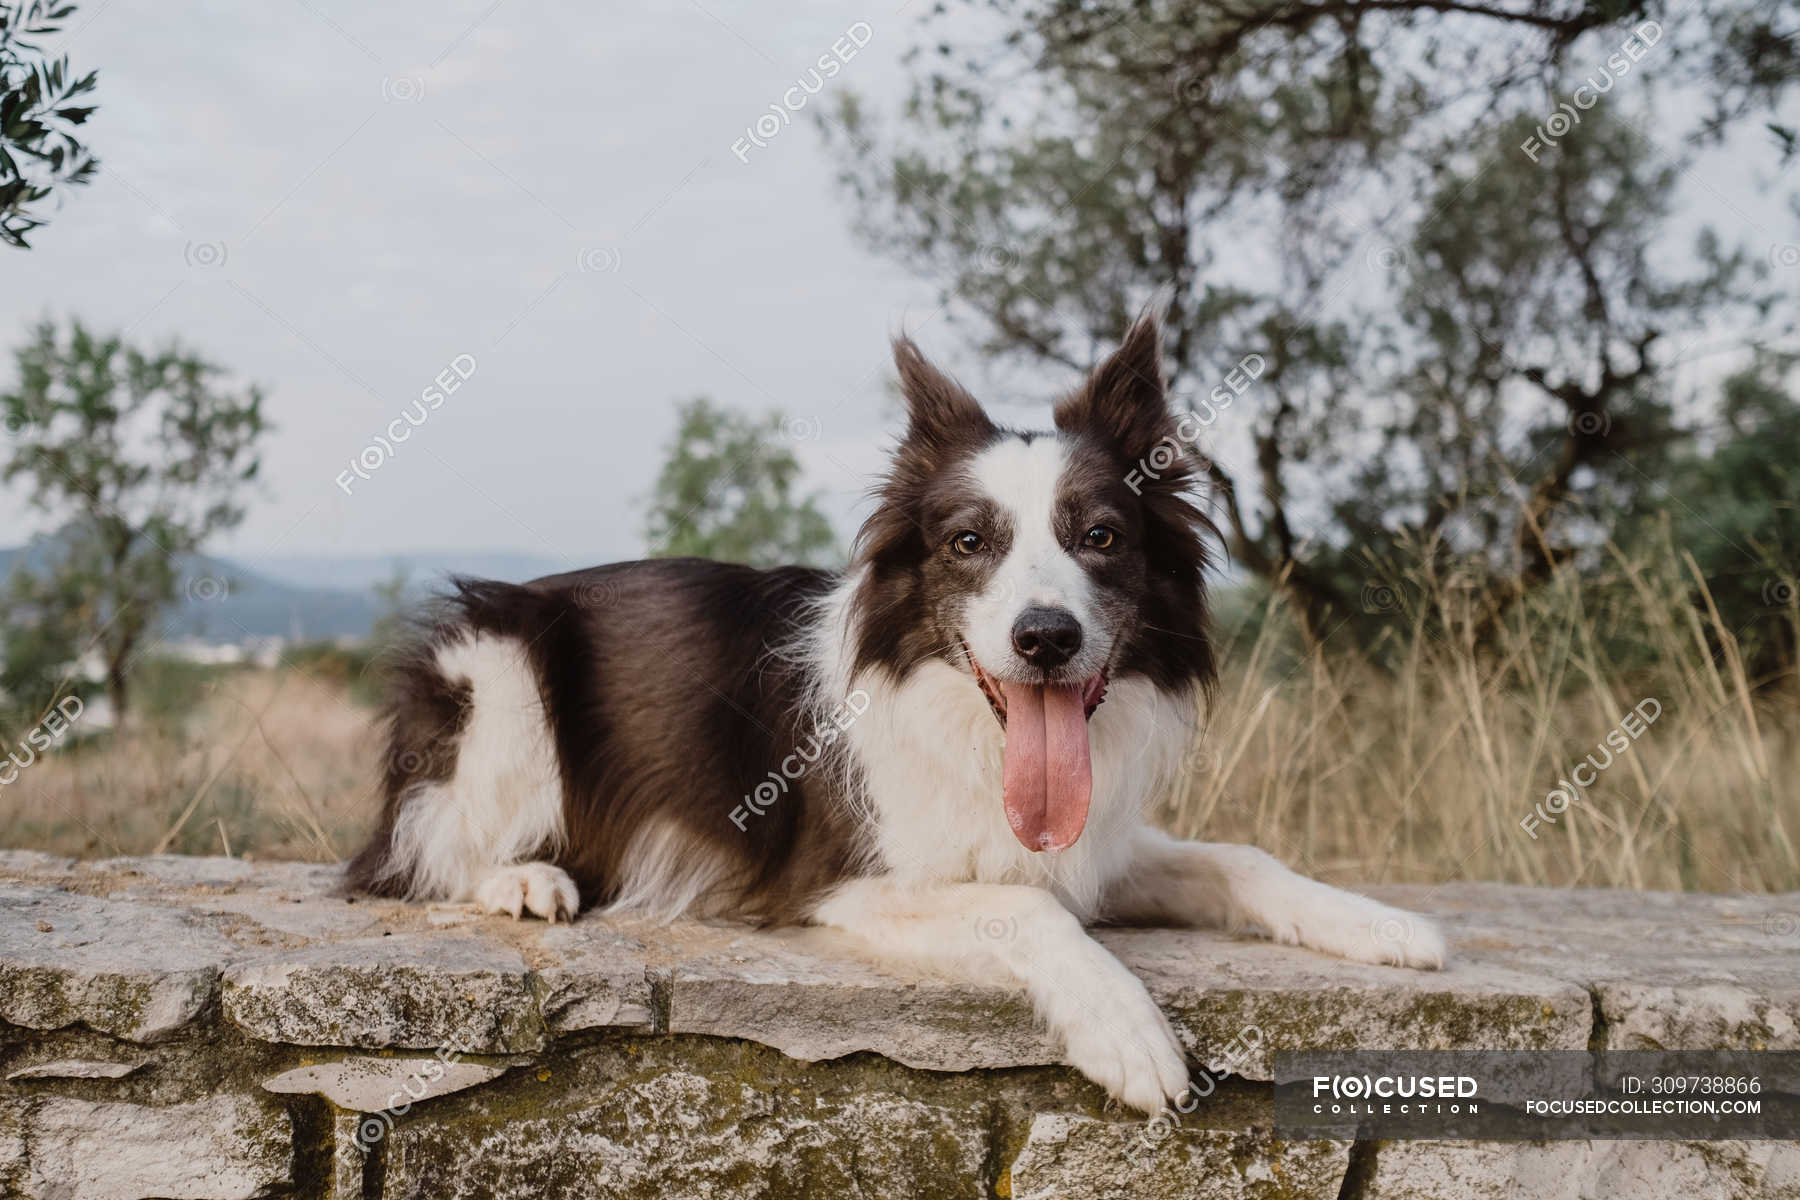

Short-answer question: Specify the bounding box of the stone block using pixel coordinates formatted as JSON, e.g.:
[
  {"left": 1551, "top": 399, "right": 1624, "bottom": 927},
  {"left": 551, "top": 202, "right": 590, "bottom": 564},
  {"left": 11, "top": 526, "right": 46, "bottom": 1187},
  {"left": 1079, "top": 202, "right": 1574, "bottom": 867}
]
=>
[
  {"left": 1006, "top": 1111, "right": 1351, "bottom": 1200},
  {"left": 222, "top": 934, "right": 544, "bottom": 1053},
  {"left": 0, "top": 886, "right": 229, "bottom": 1043},
  {"left": 7, "top": 1094, "right": 290, "bottom": 1200},
  {"left": 1366, "top": 1138, "right": 1800, "bottom": 1200}
]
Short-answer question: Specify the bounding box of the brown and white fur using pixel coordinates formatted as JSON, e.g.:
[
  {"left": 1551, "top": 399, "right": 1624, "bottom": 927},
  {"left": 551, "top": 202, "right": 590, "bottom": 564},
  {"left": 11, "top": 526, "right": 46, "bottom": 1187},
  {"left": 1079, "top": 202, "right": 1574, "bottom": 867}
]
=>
[{"left": 347, "top": 311, "right": 1445, "bottom": 1115}]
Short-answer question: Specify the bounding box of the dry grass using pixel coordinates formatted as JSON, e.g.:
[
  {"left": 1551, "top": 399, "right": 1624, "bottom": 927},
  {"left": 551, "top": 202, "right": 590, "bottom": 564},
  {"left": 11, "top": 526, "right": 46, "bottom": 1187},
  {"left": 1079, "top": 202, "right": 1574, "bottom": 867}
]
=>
[
  {"left": 1, "top": 667, "right": 381, "bottom": 863},
  {"left": 4, "top": 541, "right": 1796, "bottom": 893},
  {"left": 1160, "top": 543, "right": 1800, "bottom": 893}
]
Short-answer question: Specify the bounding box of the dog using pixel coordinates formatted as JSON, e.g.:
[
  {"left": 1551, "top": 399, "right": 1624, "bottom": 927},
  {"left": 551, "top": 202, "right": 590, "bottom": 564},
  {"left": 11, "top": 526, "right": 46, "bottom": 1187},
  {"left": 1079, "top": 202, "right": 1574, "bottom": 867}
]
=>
[{"left": 347, "top": 310, "right": 1445, "bottom": 1115}]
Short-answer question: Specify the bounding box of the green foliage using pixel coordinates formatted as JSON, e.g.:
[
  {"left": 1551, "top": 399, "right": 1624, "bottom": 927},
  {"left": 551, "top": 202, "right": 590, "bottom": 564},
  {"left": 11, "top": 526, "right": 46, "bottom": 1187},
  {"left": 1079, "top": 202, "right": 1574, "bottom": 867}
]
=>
[
  {"left": 0, "top": 319, "right": 270, "bottom": 722},
  {"left": 0, "top": 556, "right": 88, "bottom": 728},
  {"left": 1633, "top": 353, "right": 1800, "bottom": 677},
  {"left": 281, "top": 640, "right": 384, "bottom": 707},
  {"left": 128, "top": 654, "right": 241, "bottom": 731},
  {"left": 644, "top": 397, "right": 837, "bottom": 568},
  {"left": 827, "top": 0, "right": 1799, "bottom": 659},
  {"left": 368, "top": 564, "right": 413, "bottom": 654},
  {"left": 0, "top": 1, "right": 98, "bottom": 248}
]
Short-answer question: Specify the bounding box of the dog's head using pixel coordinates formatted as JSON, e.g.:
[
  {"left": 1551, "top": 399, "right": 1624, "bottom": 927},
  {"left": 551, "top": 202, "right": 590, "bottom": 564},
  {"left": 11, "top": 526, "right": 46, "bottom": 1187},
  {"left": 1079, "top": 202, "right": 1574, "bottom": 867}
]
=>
[{"left": 848, "top": 310, "right": 1216, "bottom": 852}]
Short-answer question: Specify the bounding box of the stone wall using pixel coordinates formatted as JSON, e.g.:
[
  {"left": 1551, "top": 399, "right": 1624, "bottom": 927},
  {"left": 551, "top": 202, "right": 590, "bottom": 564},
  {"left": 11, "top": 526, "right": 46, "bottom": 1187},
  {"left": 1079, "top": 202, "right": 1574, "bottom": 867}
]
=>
[{"left": 0, "top": 851, "right": 1796, "bottom": 1199}]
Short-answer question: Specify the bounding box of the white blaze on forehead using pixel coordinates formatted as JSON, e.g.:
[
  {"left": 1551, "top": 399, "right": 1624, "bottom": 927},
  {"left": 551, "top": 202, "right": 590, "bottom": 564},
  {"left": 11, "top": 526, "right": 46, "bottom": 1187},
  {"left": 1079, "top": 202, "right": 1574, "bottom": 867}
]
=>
[{"left": 962, "top": 435, "right": 1104, "bottom": 679}]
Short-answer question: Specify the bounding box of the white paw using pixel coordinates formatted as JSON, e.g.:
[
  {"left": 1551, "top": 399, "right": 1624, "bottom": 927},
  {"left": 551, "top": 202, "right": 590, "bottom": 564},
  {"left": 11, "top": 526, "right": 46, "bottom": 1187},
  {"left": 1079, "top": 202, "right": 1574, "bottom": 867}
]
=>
[
  {"left": 474, "top": 863, "right": 580, "bottom": 923},
  {"left": 1368, "top": 909, "right": 1447, "bottom": 969},
  {"left": 1060, "top": 992, "right": 1191, "bottom": 1115},
  {"left": 1295, "top": 900, "right": 1446, "bottom": 970},
  {"left": 1241, "top": 874, "right": 1448, "bottom": 970}
]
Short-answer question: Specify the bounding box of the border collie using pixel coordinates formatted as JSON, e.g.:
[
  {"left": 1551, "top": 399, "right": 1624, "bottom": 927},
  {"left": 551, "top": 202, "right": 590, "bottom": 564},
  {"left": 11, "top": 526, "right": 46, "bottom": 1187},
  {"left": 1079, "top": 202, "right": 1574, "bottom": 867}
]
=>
[{"left": 348, "top": 311, "right": 1444, "bottom": 1114}]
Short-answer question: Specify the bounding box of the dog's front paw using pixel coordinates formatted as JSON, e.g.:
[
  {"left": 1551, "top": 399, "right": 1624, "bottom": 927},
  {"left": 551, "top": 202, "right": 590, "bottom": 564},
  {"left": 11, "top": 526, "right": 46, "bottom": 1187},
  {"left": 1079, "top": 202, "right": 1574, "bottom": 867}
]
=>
[
  {"left": 1060, "top": 996, "right": 1191, "bottom": 1115},
  {"left": 1348, "top": 906, "right": 1446, "bottom": 969},
  {"left": 474, "top": 863, "right": 580, "bottom": 923}
]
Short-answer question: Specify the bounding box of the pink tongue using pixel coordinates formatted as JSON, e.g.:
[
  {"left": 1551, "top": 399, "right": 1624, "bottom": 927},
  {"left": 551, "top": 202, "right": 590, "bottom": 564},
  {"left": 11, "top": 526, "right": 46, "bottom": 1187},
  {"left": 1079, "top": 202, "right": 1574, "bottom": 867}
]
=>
[{"left": 1000, "top": 682, "right": 1093, "bottom": 852}]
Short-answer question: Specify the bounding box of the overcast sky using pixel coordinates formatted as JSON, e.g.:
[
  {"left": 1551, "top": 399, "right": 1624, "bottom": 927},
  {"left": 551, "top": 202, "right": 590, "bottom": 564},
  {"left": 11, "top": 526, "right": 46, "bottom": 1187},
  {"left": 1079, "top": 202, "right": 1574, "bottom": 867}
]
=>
[
  {"left": 3, "top": 3, "right": 1793, "bottom": 571},
  {"left": 0, "top": 1, "right": 1010, "bottom": 565}
]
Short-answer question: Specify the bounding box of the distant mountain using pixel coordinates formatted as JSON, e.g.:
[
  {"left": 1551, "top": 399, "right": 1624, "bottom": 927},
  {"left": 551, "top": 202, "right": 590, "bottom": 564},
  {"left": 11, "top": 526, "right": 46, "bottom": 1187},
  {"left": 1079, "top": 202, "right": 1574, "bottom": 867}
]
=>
[
  {"left": 233, "top": 551, "right": 578, "bottom": 596},
  {"left": 0, "top": 543, "right": 601, "bottom": 643},
  {"left": 0, "top": 540, "right": 380, "bottom": 642}
]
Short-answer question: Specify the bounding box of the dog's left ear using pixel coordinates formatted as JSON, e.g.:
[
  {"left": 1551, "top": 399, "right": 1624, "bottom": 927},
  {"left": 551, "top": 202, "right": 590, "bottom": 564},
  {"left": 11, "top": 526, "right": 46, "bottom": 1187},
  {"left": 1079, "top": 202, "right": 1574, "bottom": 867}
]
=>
[{"left": 1054, "top": 308, "right": 1174, "bottom": 459}]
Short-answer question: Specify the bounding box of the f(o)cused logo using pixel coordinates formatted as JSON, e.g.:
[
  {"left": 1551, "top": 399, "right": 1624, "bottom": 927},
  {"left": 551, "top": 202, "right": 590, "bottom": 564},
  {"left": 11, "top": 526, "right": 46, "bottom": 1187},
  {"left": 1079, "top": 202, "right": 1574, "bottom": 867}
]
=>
[
  {"left": 186, "top": 575, "right": 227, "bottom": 602},
  {"left": 575, "top": 579, "right": 620, "bottom": 610},
  {"left": 972, "top": 915, "right": 1018, "bottom": 942},
  {"left": 1568, "top": 410, "right": 1611, "bottom": 437},
  {"left": 1361, "top": 581, "right": 1401, "bottom": 613},
  {"left": 1370, "top": 916, "right": 1412, "bottom": 948},
  {"left": 577, "top": 247, "right": 622, "bottom": 273},
  {"left": 783, "top": 415, "right": 822, "bottom": 442},
  {"left": 183, "top": 241, "right": 227, "bottom": 268}
]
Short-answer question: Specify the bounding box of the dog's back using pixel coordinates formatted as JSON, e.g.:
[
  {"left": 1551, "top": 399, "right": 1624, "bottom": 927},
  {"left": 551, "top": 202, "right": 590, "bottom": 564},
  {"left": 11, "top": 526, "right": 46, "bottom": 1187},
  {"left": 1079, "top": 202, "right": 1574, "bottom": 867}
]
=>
[{"left": 346, "top": 558, "right": 859, "bottom": 923}]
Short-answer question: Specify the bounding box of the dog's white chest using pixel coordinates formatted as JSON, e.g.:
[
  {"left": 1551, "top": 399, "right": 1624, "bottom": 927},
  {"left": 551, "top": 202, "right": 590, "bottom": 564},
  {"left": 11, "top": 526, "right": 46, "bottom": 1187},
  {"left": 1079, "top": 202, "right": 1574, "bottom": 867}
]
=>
[{"left": 843, "top": 661, "right": 1195, "bottom": 917}]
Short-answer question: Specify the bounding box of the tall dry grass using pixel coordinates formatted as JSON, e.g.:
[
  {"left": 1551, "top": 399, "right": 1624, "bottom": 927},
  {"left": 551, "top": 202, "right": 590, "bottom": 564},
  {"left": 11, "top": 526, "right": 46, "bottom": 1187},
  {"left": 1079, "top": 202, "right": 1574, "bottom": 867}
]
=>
[
  {"left": 1, "top": 667, "right": 380, "bottom": 863},
  {"left": 1161, "top": 539, "right": 1800, "bottom": 893},
  {"left": 3, "top": 538, "right": 1796, "bottom": 893}
]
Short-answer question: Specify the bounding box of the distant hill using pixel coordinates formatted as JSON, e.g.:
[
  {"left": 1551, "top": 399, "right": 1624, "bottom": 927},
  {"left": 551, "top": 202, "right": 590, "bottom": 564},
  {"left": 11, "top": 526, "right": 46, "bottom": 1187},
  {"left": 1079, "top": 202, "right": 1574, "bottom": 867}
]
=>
[
  {"left": 0, "top": 543, "right": 594, "bottom": 643},
  {"left": 0, "top": 540, "right": 382, "bottom": 641},
  {"left": 234, "top": 551, "right": 577, "bottom": 596}
]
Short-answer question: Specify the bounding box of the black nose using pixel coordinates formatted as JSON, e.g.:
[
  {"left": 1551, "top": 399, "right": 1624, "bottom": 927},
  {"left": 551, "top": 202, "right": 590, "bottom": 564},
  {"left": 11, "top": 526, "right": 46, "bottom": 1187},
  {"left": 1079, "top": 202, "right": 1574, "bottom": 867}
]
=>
[{"left": 1011, "top": 606, "right": 1084, "bottom": 668}]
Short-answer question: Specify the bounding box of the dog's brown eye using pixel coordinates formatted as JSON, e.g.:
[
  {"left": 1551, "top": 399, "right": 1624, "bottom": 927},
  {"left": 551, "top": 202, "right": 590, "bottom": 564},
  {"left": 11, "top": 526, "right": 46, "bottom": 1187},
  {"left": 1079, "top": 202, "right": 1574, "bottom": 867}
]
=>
[
  {"left": 1084, "top": 526, "right": 1117, "bottom": 550},
  {"left": 951, "top": 531, "right": 985, "bottom": 556}
]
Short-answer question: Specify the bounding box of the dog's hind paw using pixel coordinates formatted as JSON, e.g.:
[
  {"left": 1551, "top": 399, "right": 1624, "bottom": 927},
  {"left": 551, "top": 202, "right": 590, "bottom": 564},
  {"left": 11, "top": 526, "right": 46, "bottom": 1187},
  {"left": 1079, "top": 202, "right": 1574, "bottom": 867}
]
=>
[
  {"left": 474, "top": 863, "right": 580, "bottom": 923},
  {"left": 1339, "top": 905, "right": 1446, "bottom": 970},
  {"left": 1245, "top": 877, "right": 1448, "bottom": 970},
  {"left": 1377, "top": 912, "right": 1447, "bottom": 970}
]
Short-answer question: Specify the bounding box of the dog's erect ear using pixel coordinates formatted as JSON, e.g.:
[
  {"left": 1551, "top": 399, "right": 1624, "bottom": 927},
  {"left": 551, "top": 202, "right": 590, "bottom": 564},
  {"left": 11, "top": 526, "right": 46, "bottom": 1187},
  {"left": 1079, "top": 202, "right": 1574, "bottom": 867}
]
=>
[
  {"left": 1054, "top": 309, "right": 1173, "bottom": 458},
  {"left": 893, "top": 337, "right": 995, "bottom": 461}
]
